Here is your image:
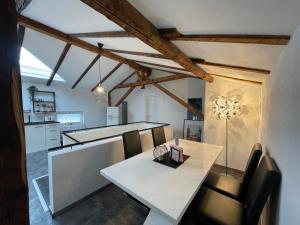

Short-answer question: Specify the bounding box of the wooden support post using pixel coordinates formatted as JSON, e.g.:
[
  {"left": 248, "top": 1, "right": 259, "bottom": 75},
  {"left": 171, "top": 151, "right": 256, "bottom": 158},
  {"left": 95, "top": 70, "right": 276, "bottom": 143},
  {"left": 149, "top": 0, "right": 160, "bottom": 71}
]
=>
[
  {"left": 72, "top": 55, "right": 100, "bottom": 89},
  {"left": 91, "top": 62, "right": 123, "bottom": 92},
  {"left": 0, "top": 0, "right": 29, "bottom": 224},
  {"left": 47, "top": 43, "right": 71, "bottom": 86},
  {"left": 18, "top": 25, "right": 26, "bottom": 50},
  {"left": 153, "top": 83, "right": 204, "bottom": 119}
]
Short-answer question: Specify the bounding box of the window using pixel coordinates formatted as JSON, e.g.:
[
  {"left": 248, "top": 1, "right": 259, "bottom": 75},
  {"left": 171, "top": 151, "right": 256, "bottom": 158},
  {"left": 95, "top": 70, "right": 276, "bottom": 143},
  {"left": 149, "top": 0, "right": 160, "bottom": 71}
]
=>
[
  {"left": 19, "top": 47, "right": 65, "bottom": 82},
  {"left": 56, "top": 112, "right": 83, "bottom": 124}
]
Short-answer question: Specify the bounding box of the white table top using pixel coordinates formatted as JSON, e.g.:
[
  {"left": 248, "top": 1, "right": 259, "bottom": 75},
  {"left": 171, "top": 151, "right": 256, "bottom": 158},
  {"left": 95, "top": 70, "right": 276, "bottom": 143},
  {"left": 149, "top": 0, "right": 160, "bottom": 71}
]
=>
[{"left": 101, "top": 139, "right": 223, "bottom": 224}]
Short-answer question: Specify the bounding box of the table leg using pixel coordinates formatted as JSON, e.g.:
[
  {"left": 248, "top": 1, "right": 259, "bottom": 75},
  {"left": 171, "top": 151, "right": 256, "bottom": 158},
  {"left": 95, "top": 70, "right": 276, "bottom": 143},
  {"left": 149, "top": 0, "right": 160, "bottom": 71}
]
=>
[{"left": 143, "top": 210, "right": 175, "bottom": 225}]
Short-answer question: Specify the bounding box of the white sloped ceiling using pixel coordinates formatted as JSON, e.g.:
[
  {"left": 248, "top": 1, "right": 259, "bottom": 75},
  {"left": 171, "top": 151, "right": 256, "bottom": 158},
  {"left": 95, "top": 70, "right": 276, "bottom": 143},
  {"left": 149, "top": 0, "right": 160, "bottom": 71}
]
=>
[{"left": 21, "top": 0, "right": 300, "bottom": 88}]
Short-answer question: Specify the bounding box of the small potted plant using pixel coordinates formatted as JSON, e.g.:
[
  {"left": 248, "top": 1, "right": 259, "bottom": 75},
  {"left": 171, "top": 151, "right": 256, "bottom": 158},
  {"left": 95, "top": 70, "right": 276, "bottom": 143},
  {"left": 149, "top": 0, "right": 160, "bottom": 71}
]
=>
[{"left": 27, "top": 85, "right": 38, "bottom": 101}]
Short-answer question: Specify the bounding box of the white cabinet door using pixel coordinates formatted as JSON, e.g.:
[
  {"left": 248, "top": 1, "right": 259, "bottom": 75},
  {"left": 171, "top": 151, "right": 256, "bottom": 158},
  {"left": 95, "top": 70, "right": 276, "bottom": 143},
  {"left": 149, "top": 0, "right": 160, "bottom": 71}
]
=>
[
  {"left": 107, "top": 107, "right": 119, "bottom": 125},
  {"left": 25, "top": 125, "right": 46, "bottom": 153},
  {"left": 46, "top": 123, "right": 61, "bottom": 148}
]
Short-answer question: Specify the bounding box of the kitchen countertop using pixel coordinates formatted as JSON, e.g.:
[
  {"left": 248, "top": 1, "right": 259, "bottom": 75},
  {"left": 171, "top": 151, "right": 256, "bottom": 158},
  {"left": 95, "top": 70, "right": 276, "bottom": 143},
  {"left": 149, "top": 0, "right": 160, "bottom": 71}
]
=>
[{"left": 24, "top": 121, "right": 60, "bottom": 126}]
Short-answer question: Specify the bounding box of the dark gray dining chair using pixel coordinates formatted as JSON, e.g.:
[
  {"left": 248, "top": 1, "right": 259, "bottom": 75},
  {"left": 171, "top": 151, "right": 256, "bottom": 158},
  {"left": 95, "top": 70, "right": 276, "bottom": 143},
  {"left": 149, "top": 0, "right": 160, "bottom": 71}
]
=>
[
  {"left": 203, "top": 143, "right": 262, "bottom": 203},
  {"left": 122, "top": 130, "right": 143, "bottom": 159},
  {"left": 181, "top": 155, "right": 280, "bottom": 225},
  {"left": 151, "top": 126, "right": 166, "bottom": 147},
  {"left": 122, "top": 130, "right": 149, "bottom": 211}
]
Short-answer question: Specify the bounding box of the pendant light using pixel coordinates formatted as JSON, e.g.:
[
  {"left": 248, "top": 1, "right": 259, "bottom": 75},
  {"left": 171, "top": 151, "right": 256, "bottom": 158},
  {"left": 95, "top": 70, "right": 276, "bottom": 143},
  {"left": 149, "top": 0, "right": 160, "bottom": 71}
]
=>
[{"left": 95, "top": 57, "right": 105, "bottom": 95}]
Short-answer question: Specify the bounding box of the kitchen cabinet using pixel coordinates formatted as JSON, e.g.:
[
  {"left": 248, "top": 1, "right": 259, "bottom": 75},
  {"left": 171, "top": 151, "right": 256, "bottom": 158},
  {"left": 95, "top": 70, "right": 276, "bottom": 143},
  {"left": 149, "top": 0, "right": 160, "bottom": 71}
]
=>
[
  {"left": 45, "top": 123, "right": 61, "bottom": 148},
  {"left": 25, "top": 124, "right": 45, "bottom": 153},
  {"left": 25, "top": 122, "right": 61, "bottom": 153}
]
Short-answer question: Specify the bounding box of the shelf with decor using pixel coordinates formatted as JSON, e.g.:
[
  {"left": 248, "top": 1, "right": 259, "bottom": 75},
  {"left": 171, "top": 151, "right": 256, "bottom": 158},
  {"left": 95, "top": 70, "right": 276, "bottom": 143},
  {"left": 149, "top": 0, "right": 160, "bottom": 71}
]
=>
[{"left": 32, "top": 90, "right": 56, "bottom": 113}]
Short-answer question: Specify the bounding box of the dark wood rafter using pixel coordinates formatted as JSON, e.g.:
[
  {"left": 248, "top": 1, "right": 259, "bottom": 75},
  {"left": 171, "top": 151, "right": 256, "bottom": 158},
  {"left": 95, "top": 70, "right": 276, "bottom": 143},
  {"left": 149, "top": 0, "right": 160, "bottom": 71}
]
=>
[
  {"left": 153, "top": 83, "right": 204, "bottom": 119},
  {"left": 70, "top": 28, "right": 181, "bottom": 39},
  {"left": 46, "top": 43, "right": 71, "bottom": 86},
  {"left": 108, "top": 71, "right": 136, "bottom": 106},
  {"left": 135, "top": 60, "right": 187, "bottom": 71},
  {"left": 70, "top": 30, "right": 131, "bottom": 38},
  {"left": 114, "top": 86, "right": 136, "bottom": 106},
  {"left": 72, "top": 55, "right": 101, "bottom": 89},
  {"left": 0, "top": 0, "right": 29, "bottom": 224},
  {"left": 17, "top": 15, "right": 149, "bottom": 74},
  {"left": 105, "top": 49, "right": 269, "bottom": 74},
  {"left": 202, "top": 61, "right": 270, "bottom": 74},
  {"left": 135, "top": 59, "right": 270, "bottom": 74},
  {"left": 104, "top": 48, "right": 169, "bottom": 59},
  {"left": 91, "top": 62, "right": 123, "bottom": 92},
  {"left": 172, "top": 34, "right": 290, "bottom": 45},
  {"left": 81, "top": 0, "right": 213, "bottom": 82},
  {"left": 70, "top": 29, "right": 290, "bottom": 45},
  {"left": 150, "top": 67, "right": 263, "bottom": 85},
  {"left": 115, "top": 73, "right": 197, "bottom": 88},
  {"left": 210, "top": 74, "right": 262, "bottom": 85}
]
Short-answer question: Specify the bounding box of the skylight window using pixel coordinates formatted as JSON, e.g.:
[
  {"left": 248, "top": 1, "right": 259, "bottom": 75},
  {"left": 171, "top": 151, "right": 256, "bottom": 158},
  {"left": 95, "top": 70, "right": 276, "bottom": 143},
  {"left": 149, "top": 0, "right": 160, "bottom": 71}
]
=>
[{"left": 20, "top": 47, "right": 65, "bottom": 82}]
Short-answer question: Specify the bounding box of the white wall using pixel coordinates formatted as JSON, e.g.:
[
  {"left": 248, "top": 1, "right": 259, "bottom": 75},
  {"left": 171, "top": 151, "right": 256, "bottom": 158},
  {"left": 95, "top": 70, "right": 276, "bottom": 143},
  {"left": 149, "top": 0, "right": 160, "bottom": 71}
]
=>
[
  {"left": 203, "top": 77, "right": 262, "bottom": 171},
  {"left": 22, "top": 82, "right": 107, "bottom": 128},
  {"left": 261, "top": 26, "right": 300, "bottom": 225},
  {"left": 112, "top": 70, "right": 205, "bottom": 137},
  {"left": 49, "top": 127, "right": 173, "bottom": 213}
]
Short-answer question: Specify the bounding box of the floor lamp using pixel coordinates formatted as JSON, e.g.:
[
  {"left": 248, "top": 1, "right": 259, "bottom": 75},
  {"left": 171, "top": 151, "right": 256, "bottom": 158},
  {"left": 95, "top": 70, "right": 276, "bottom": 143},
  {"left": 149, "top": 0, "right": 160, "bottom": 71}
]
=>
[{"left": 212, "top": 96, "right": 241, "bottom": 176}]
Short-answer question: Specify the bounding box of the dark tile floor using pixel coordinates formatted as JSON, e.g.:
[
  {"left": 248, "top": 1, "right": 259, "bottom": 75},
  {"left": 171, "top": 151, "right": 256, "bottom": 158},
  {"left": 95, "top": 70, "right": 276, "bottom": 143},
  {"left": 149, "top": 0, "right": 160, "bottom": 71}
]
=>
[
  {"left": 27, "top": 151, "right": 148, "bottom": 225},
  {"left": 27, "top": 151, "right": 243, "bottom": 225}
]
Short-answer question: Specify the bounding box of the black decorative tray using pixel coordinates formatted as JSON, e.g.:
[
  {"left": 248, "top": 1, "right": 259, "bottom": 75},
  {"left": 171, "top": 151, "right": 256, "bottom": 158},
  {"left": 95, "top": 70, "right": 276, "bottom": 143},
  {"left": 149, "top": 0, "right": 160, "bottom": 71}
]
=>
[{"left": 153, "top": 152, "right": 190, "bottom": 169}]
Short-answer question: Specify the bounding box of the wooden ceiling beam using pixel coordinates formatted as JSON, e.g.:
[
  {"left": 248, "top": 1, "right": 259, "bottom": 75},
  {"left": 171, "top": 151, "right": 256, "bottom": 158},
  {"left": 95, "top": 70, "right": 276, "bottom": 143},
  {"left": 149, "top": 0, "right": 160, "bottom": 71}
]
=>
[
  {"left": 69, "top": 28, "right": 181, "bottom": 39},
  {"left": 47, "top": 43, "right": 71, "bottom": 86},
  {"left": 70, "top": 29, "right": 289, "bottom": 45},
  {"left": 210, "top": 74, "right": 262, "bottom": 85},
  {"left": 135, "top": 59, "right": 270, "bottom": 74},
  {"left": 153, "top": 83, "right": 204, "bottom": 119},
  {"left": 91, "top": 62, "right": 123, "bottom": 92},
  {"left": 108, "top": 71, "right": 136, "bottom": 106},
  {"left": 115, "top": 73, "right": 194, "bottom": 88},
  {"left": 72, "top": 55, "right": 101, "bottom": 89},
  {"left": 202, "top": 61, "right": 270, "bottom": 74},
  {"left": 1, "top": 0, "right": 29, "bottom": 223},
  {"left": 81, "top": 0, "right": 212, "bottom": 82},
  {"left": 114, "top": 86, "right": 136, "bottom": 107},
  {"left": 135, "top": 60, "right": 187, "bottom": 71},
  {"left": 70, "top": 30, "right": 130, "bottom": 38},
  {"left": 17, "top": 15, "right": 149, "bottom": 73},
  {"left": 149, "top": 67, "right": 263, "bottom": 85},
  {"left": 106, "top": 49, "right": 269, "bottom": 74},
  {"left": 172, "top": 34, "right": 290, "bottom": 45},
  {"left": 104, "top": 48, "right": 169, "bottom": 59}
]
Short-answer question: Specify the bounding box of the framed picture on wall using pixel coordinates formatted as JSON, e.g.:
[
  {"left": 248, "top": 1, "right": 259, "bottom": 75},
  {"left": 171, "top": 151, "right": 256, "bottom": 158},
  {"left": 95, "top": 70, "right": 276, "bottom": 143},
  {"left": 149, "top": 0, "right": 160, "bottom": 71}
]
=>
[
  {"left": 183, "top": 119, "right": 204, "bottom": 142},
  {"left": 187, "top": 98, "right": 203, "bottom": 121}
]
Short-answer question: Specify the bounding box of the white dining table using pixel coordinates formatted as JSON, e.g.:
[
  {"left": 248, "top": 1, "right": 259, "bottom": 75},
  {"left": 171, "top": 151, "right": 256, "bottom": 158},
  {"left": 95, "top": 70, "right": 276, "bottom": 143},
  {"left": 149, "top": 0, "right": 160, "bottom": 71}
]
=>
[{"left": 100, "top": 139, "right": 223, "bottom": 225}]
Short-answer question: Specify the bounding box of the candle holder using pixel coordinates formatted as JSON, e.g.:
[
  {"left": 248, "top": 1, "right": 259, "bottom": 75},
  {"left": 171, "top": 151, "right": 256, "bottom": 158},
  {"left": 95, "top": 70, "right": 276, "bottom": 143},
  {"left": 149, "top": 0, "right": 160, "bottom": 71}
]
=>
[{"left": 153, "top": 145, "right": 168, "bottom": 162}]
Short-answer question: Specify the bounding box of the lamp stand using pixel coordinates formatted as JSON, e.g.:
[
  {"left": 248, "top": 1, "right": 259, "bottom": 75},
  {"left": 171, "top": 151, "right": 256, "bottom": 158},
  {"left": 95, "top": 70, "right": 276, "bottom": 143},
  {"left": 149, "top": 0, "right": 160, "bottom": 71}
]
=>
[{"left": 225, "top": 118, "right": 228, "bottom": 176}]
